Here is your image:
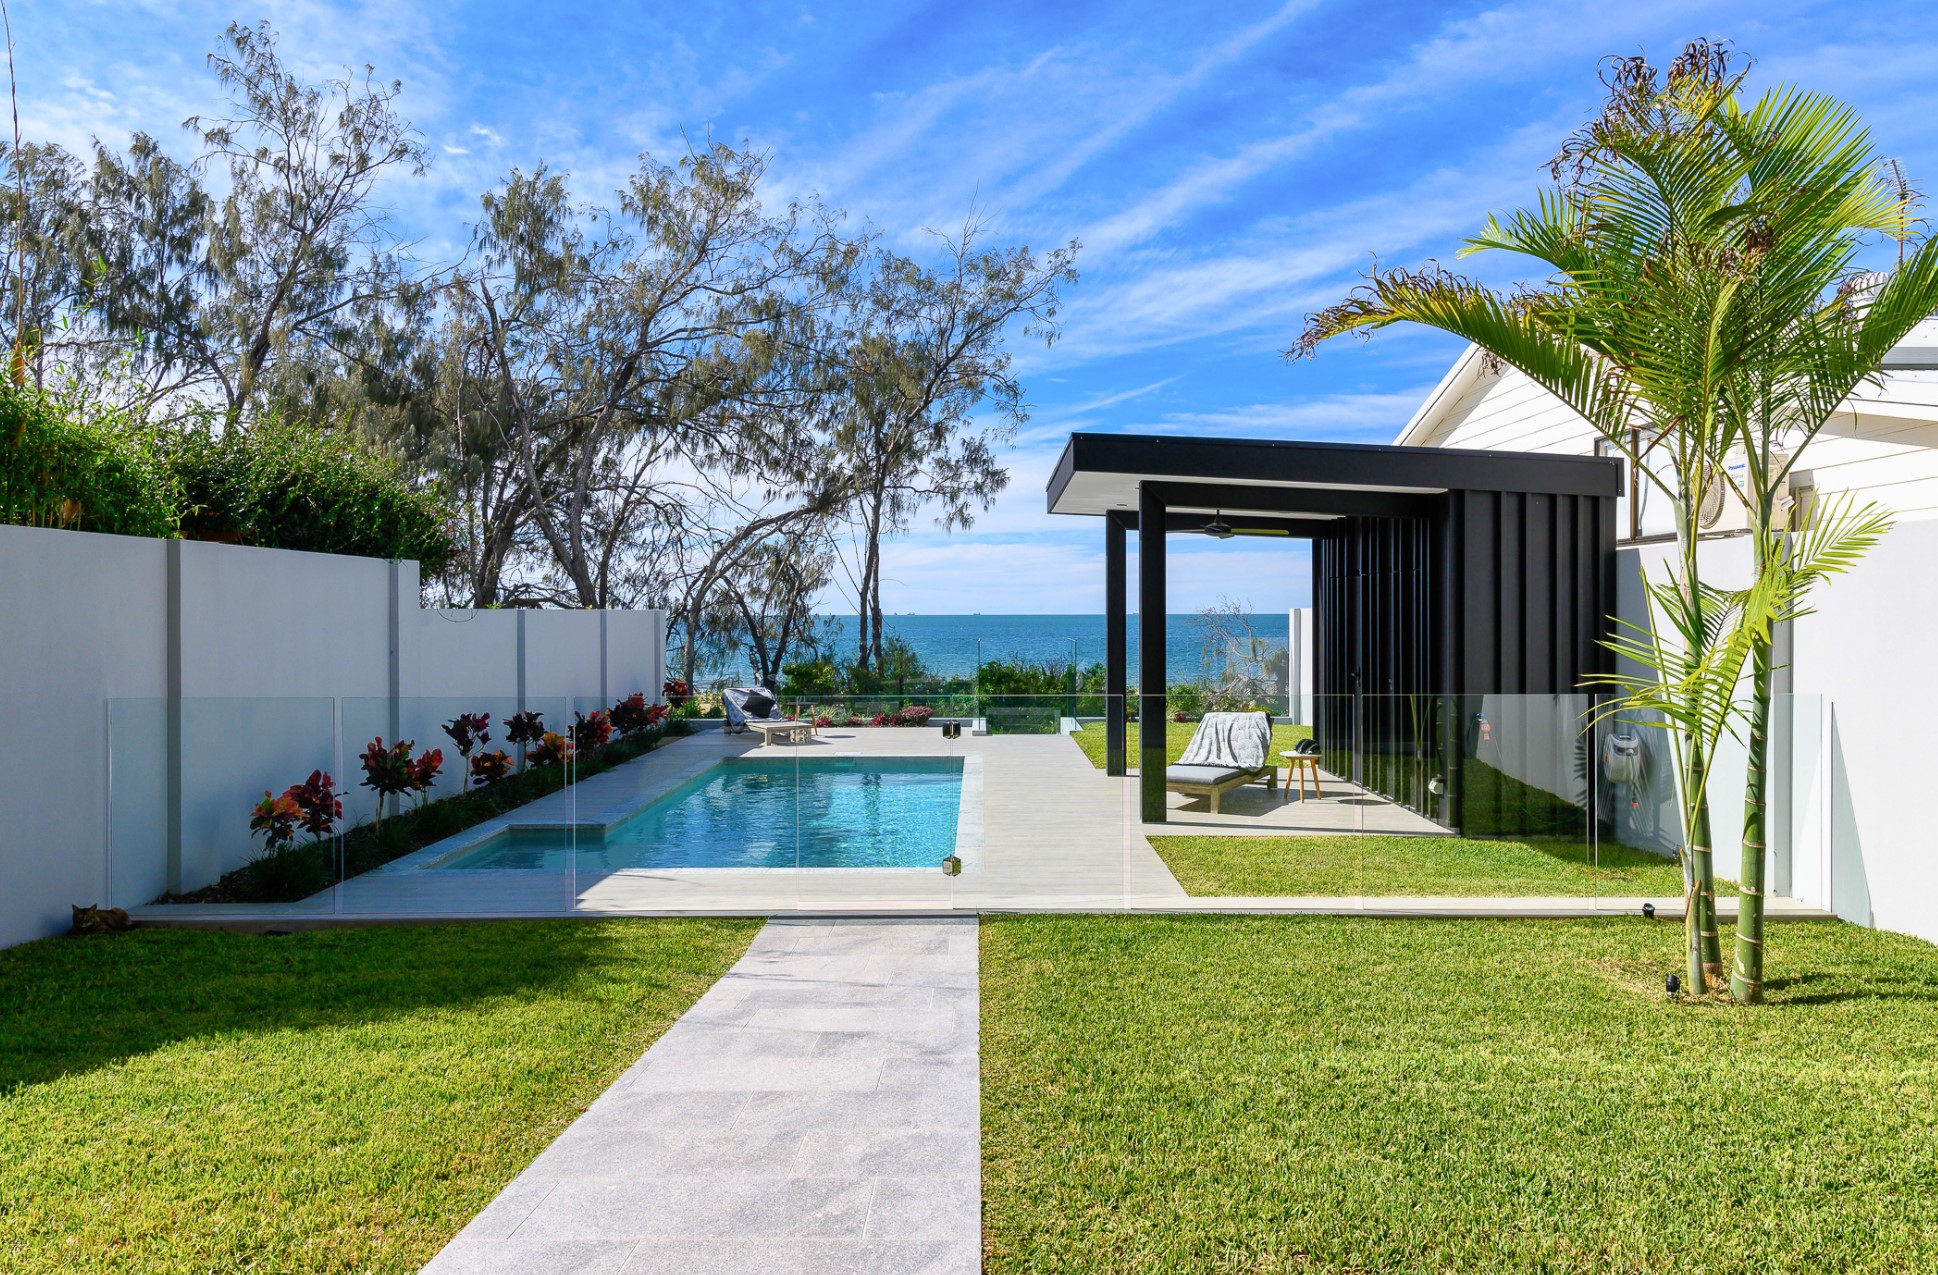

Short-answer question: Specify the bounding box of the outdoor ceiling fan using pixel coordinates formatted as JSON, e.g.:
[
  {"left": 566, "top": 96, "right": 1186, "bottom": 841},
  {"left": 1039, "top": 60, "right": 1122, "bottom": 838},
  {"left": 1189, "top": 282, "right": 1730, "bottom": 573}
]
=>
[{"left": 1200, "top": 511, "right": 1290, "bottom": 538}]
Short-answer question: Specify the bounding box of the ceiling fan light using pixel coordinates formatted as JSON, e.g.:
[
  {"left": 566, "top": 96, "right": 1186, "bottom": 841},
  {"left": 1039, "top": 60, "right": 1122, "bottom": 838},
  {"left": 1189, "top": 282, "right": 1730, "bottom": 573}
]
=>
[{"left": 1203, "top": 511, "right": 1234, "bottom": 539}]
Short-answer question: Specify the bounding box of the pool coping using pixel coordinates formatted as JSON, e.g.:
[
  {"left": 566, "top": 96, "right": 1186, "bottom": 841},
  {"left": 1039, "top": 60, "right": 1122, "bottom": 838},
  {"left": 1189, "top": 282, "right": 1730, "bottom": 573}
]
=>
[{"left": 378, "top": 747, "right": 985, "bottom": 877}]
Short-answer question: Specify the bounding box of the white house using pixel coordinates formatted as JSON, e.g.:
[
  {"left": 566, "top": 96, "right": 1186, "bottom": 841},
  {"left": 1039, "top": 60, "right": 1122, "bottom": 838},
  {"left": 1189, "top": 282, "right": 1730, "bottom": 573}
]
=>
[{"left": 1399, "top": 323, "right": 1938, "bottom": 943}]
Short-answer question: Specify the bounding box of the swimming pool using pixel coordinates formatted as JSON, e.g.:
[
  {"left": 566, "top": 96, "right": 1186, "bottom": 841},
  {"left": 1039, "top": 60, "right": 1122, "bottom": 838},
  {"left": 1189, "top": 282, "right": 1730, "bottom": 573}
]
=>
[{"left": 431, "top": 756, "right": 969, "bottom": 871}]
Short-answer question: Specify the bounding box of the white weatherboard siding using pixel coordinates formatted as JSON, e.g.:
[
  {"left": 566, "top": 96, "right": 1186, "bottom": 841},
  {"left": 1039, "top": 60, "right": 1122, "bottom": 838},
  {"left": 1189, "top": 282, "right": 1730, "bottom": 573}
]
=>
[
  {"left": 1406, "top": 343, "right": 1938, "bottom": 942},
  {"left": 0, "top": 525, "right": 666, "bottom": 949}
]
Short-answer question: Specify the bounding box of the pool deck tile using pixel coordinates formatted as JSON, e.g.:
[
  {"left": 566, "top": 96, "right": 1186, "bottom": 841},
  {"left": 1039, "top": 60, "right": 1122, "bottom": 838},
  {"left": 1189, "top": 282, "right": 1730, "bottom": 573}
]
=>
[{"left": 419, "top": 916, "right": 980, "bottom": 1275}]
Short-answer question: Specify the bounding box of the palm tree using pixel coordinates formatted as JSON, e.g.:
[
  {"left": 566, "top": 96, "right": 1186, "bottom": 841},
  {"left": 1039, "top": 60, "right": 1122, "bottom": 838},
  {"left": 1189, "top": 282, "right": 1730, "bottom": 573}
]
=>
[
  {"left": 1297, "top": 41, "right": 1938, "bottom": 998},
  {"left": 1690, "top": 93, "right": 1938, "bottom": 1002},
  {"left": 1295, "top": 43, "right": 1756, "bottom": 990}
]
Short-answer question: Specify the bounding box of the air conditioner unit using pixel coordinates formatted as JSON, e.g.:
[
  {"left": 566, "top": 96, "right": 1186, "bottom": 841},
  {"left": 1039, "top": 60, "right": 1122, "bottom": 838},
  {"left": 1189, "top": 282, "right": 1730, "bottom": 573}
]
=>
[{"left": 1697, "top": 449, "right": 1802, "bottom": 533}]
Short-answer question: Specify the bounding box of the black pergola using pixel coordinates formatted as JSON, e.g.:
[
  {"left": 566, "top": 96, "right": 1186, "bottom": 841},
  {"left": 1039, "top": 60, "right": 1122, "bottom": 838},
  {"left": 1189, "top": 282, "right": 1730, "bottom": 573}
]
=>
[{"left": 1046, "top": 432, "right": 1624, "bottom": 825}]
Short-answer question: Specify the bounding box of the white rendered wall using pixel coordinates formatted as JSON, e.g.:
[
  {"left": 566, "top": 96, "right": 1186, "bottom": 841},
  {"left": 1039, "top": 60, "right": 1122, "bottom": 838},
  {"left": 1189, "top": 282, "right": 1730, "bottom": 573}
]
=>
[
  {"left": 0, "top": 526, "right": 665, "bottom": 949},
  {"left": 0, "top": 527, "right": 169, "bottom": 947}
]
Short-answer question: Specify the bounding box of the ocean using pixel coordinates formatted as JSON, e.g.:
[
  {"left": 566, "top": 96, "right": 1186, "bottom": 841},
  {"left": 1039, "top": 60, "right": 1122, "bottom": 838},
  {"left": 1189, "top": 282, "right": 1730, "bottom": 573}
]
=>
[{"left": 687, "top": 613, "right": 1292, "bottom": 686}]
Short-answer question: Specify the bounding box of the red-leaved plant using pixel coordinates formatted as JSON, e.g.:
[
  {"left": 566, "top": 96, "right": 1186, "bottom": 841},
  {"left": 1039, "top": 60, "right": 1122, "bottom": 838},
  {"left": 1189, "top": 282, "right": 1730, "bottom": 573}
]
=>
[
  {"left": 609, "top": 693, "right": 653, "bottom": 737},
  {"left": 359, "top": 738, "right": 418, "bottom": 825},
  {"left": 529, "top": 731, "right": 573, "bottom": 767},
  {"left": 442, "top": 712, "right": 492, "bottom": 771},
  {"left": 663, "top": 678, "right": 691, "bottom": 707},
  {"left": 410, "top": 748, "right": 444, "bottom": 799},
  {"left": 471, "top": 749, "right": 512, "bottom": 786},
  {"left": 505, "top": 711, "right": 546, "bottom": 773},
  {"left": 249, "top": 790, "right": 302, "bottom": 853},
  {"left": 571, "top": 709, "right": 612, "bottom": 751},
  {"left": 286, "top": 770, "right": 341, "bottom": 838}
]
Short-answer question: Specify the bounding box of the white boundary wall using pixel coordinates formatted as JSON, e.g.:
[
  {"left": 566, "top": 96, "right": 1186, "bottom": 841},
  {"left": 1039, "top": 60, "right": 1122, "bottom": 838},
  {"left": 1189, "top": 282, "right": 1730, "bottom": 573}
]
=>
[{"left": 0, "top": 525, "right": 666, "bottom": 948}]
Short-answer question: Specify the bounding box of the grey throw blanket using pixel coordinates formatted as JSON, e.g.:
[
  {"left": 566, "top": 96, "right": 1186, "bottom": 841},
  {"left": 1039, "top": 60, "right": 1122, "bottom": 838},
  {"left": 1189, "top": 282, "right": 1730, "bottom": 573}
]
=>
[
  {"left": 1175, "top": 711, "right": 1271, "bottom": 771},
  {"left": 722, "top": 687, "right": 785, "bottom": 733}
]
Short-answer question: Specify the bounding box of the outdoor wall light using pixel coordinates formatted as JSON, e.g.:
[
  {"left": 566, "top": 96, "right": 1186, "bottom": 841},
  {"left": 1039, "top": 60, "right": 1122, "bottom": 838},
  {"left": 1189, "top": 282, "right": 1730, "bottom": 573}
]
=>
[
  {"left": 941, "top": 854, "right": 962, "bottom": 877},
  {"left": 1202, "top": 511, "right": 1234, "bottom": 539},
  {"left": 1642, "top": 902, "right": 1656, "bottom": 919}
]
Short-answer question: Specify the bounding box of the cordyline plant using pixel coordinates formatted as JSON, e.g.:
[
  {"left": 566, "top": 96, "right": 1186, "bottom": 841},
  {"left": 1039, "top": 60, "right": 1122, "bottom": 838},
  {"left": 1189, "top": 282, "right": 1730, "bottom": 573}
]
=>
[
  {"left": 358, "top": 737, "right": 440, "bottom": 823},
  {"left": 505, "top": 710, "right": 545, "bottom": 772},
  {"left": 248, "top": 790, "right": 302, "bottom": 854},
  {"left": 445, "top": 713, "right": 490, "bottom": 752},
  {"left": 1294, "top": 39, "right": 1937, "bottom": 1000},
  {"left": 286, "top": 770, "right": 341, "bottom": 838},
  {"left": 571, "top": 709, "right": 612, "bottom": 752},
  {"left": 528, "top": 730, "right": 572, "bottom": 767},
  {"left": 609, "top": 692, "right": 664, "bottom": 737},
  {"left": 470, "top": 749, "right": 513, "bottom": 786}
]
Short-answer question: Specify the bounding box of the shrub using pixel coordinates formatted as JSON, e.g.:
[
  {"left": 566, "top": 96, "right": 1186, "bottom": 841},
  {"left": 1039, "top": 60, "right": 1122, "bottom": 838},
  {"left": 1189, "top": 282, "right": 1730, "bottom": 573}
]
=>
[
  {"left": 286, "top": 770, "right": 341, "bottom": 837},
  {"left": 529, "top": 731, "right": 572, "bottom": 767},
  {"left": 893, "top": 705, "right": 933, "bottom": 727},
  {"left": 470, "top": 749, "right": 512, "bottom": 786},
  {"left": 870, "top": 712, "right": 891, "bottom": 727},
  {"left": 169, "top": 416, "right": 453, "bottom": 572},
  {"left": 442, "top": 712, "right": 491, "bottom": 758},
  {"left": 571, "top": 710, "right": 612, "bottom": 751},
  {"left": 248, "top": 790, "right": 302, "bottom": 852},
  {"left": 663, "top": 678, "right": 691, "bottom": 706},
  {"left": 610, "top": 693, "right": 665, "bottom": 737},
  {"left": 0, "top": 384, "right": 178, "bottom": 537}
]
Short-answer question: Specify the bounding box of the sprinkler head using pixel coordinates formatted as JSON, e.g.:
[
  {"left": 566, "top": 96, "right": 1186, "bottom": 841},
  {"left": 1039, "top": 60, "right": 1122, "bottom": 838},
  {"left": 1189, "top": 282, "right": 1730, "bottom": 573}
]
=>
[{"left": 1665, "top": 972, "right": 1681, "bottom": 997}]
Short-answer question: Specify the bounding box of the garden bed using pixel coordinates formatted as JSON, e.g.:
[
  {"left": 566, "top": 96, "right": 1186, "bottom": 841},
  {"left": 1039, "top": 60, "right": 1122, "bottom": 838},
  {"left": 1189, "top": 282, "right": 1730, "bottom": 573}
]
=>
[{"left": 163, "top": 720, "right": 690, "bottom": 905}]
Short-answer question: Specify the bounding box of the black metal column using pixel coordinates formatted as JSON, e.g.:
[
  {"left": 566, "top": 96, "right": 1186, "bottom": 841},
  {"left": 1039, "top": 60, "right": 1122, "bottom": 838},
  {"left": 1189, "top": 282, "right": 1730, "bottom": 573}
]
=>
[
  {"left": 1138, "top": 484, "right": 1168, "bottom": 823},
  {"left": 1104, "top": 511, "right": 1129, "bottom": 777}
]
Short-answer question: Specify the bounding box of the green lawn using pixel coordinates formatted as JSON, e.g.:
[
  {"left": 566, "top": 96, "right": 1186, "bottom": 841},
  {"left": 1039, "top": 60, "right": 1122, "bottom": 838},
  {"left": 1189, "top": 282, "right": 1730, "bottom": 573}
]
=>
[
  {"left": 0, "top": 920, "right": 758, "bottom": 1274},
  {"left": 1154, "top": 834, "right": 1715, "bottom": 897},
  {"left": 982, "top": 915, "right": 1938, "bottom": 1274},
  {"left": 1071, "top": 719, "right": 1315, "bottom": 769}
]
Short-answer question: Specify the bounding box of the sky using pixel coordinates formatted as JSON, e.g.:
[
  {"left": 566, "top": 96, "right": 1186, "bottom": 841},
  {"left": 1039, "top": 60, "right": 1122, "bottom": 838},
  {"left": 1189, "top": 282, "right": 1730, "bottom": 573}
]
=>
[{"left": 19, "top": 0, "right": 1938, "bottom": 614}]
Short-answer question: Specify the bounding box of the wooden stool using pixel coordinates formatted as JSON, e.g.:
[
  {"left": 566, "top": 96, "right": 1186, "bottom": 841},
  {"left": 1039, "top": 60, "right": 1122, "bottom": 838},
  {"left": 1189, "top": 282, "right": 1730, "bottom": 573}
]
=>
[{"left": 1281, "top": 752, "right": 1323, "bottom": 803}]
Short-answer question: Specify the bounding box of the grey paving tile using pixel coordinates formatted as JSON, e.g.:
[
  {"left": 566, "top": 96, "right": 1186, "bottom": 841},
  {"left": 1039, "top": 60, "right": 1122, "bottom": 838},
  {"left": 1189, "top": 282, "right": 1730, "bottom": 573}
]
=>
[
  {"left": 793, "top": 1126, "right": 980, "bottom": 1178},
  {"left": 620, "top": 1238, "right": 977, "bottom": 1275},
  {"left": 807, "top": 1028, "right": 976, "bottom": 1060},
  {"left": 641, "top": 1023, "right": 825, "bottom": 1062},
  {"left": 581, "top": 1090, "right": 750, "bottom": 1132},
  {"left": 524, "top": 1124, "right": 806, "bottom": 1179},
  {"left": 734, "top": 1089, "right": 980, "bottom": 1136},
  {"left": 746, "top": 1006, "right": 959, "bottom": 1035},
  {"left": 865, "top": 1176, "right": 982, "bottom": 1244},
  {"left": 513, "top": 1175, "right": 874, "bottom": 1241},
  {"left": 620, "top": 1055, "right": 884, "bottom": 1093},
  {"left": 447, "top": 1177, "right": 556, "bottom": 1242},
  {"left": 422, "top": 1237, "right": 635, "bottom": 1274},
  {"left": 878, "top": 1055, "right": 979, "bottom": 1093}
]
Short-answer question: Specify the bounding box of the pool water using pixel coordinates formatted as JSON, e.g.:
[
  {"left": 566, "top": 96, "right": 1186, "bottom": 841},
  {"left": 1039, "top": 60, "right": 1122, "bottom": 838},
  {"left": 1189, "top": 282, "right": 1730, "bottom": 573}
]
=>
[{"left": 435, "top": 756, "right": 965, "bottom": 871}]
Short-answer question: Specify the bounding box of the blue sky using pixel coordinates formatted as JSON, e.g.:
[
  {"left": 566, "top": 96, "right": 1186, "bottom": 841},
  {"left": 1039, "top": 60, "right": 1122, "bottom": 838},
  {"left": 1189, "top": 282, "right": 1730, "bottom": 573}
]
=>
[{"left": 22, "top": 1, "right": 1938, "bottom": 614}]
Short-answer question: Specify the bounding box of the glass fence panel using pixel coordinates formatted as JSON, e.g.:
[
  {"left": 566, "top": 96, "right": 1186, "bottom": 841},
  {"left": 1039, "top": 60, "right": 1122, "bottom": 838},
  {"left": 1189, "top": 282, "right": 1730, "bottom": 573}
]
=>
[
  {"left": 107, "top": 697, "right": 339, "bottom": 914},
  {"left": 1590, "top": 692, "right": 1829, "bottom": 916},
  {"left": 338, "top": 695, "right": 571, "bottom": 915}
]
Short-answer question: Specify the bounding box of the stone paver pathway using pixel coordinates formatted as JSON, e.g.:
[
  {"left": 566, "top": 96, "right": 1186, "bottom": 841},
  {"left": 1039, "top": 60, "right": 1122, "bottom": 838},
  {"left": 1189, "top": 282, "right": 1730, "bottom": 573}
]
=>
[{"left": 423, "top": 917, "right": 980, "bottom": 1274}]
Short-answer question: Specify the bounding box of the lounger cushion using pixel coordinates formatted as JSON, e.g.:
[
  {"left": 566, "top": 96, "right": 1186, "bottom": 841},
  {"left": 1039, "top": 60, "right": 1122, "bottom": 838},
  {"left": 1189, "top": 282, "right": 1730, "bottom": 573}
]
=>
[{"left": 1166, "top": 764, "right": 1252, "bottom": 785}]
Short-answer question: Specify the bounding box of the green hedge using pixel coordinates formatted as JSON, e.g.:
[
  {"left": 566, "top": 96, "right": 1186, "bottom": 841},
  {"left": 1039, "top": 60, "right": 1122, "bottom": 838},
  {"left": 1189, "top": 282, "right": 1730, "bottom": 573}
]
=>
[
  {"left": 0, "top": 386, "right": 179, "bottom": 537},
  {"left": 0, "top": 386, "right": 454, "bottom": 572},
  {"left": 170, "top": 419, "right": 454, "bottom": 574}
]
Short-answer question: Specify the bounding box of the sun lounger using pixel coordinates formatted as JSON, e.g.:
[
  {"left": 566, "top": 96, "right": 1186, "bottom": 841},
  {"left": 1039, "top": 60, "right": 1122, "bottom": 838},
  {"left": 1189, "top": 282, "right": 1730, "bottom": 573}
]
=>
[{"left": 1165, "top": 711, "right": 1276, "bottom": 813}]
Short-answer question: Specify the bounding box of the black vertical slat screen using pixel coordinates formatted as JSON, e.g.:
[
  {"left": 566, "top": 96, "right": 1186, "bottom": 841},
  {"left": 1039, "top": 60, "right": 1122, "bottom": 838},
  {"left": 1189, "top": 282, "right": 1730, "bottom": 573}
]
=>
[{"left": 1312, "top": 487, "right": 1617, "bottom": 838}]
